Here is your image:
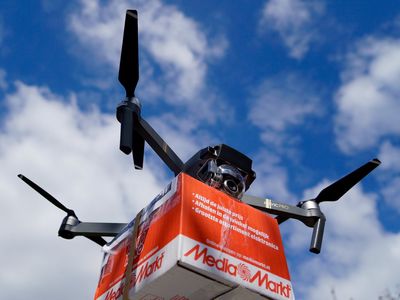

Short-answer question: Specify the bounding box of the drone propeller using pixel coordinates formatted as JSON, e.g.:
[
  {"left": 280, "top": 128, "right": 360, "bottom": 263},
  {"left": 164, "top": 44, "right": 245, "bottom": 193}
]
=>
[
  {"left": 262, "top": 158, "right": 381, "bottom": 253},
  {"left": 276, "top": 158, "right": 381, "bottom": 224},
  {"left": 18, "top": 174, "right": 107, "bottom": 246},
  {"left": 18, "top": 174, "right": 76, "bottom": 217},
  {"left": 314, "top": 158, "right": 381, "bottom": 204},
  {"left": 117, "top": 9, "right": 145, "bottom": 169},
  {"left": 119, "top": 9, "right": 139, "bottom": 98}
]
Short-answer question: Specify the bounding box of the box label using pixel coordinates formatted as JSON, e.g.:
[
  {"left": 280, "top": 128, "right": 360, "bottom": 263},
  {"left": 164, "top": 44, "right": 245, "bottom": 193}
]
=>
[{"left": 182, "top": 238, "right": 293, "bottom": 300}]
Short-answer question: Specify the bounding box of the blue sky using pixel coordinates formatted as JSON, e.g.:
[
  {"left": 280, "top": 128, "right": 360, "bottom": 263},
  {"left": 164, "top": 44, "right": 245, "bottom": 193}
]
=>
[{"left": 1, "top": 0, "right": 400, "bottom": 299}]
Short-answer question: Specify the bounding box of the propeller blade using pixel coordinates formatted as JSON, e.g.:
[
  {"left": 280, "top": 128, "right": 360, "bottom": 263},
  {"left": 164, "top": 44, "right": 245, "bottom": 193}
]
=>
[
  {"left": 315, "top": 158, "right": 381, "bottom": 204},
  {"left": 276, "top": 158, "right": 381, "bottom": 225},
  {"left": 119, "top": 9, "right": 139, "bottom": 98},
  {"left": 132, "top": 126, "right": 144, "bottom": 169},
  {"left": 18, "top": 174, "right": 76, "bottom": 217}
]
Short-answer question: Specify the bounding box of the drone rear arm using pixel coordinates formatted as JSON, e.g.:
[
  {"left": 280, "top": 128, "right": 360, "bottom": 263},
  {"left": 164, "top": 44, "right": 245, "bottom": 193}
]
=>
[
  {"left": 137, "top": 117, "right": 184, "bottom": 175},
  {"left": 117, "top": 99, "right": 184, "bottom": 176},
  {"left": 116, "top": 10, "right": 184, "bottom": 175}
]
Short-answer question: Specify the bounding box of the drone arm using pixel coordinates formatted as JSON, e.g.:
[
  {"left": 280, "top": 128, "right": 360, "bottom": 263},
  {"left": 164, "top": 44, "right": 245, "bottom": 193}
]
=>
[
  {"left": 67, "top": 222, "right": 127, "bottom": 237},
  {"left": 241, "top": 194, "right": 318, "bottom": 227},
  {"left": 117, "top": 99, "right": 184, "bottom": 175},
  {"left": 137, "top": 117, "right": 184, "bottom": 176},
  {"left": 242, "top": 194, "right": 325, "bottom": 254},
  {"left": 58, "top": 215, "right": 127, "bottom": 246}
]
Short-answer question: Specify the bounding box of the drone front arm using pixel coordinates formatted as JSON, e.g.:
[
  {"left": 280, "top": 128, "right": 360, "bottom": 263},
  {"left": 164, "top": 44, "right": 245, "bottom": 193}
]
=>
[
  {"left": 58, "top": 215, "right": 127, "bottom": 246},
  {"left": 241, "top": 194, "right": 320, "bottom": 227},
  {"left": 241, "top": 194, "right": 325, "bottom": 253}
]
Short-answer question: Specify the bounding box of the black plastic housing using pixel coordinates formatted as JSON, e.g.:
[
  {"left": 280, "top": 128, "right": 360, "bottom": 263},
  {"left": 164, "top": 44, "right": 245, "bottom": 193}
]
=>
[{"left": 183, "top": 144, "right": 256, "bottom": 191}]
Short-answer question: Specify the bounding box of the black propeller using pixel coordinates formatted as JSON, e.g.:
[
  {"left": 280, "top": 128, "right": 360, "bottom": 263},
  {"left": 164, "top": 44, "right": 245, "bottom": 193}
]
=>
[
  {"left": 276, "top": 158, "right": 381, "bottom": 224},
  {"left": 18, "top": 174, "right": 76, "bottom": 217},
  {"left": 117, "top": 9, "right": 145, "bottom": 169},
  {"left": 119, "top": 10, "right": 139, "bottom": 98},
  {"left": 18, "top": 174, "right": 107, "bottom": 246},
  {"left": 273, "top": 158, "right": 380, "bottom": 253},
  {"left": 314, "top": 158, "right": 381, "bottom": 204}
]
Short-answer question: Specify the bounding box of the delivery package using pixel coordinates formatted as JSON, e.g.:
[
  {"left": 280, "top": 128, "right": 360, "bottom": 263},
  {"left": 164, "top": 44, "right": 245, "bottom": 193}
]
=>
[{"left": 94, "top": 173, "right": 294, "bottom": 300}]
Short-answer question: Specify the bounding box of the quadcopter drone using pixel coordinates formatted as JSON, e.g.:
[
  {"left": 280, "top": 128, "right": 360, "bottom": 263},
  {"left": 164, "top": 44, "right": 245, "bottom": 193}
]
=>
[{"left": 19, "top": 10, "right": 380, "bottom": 255}]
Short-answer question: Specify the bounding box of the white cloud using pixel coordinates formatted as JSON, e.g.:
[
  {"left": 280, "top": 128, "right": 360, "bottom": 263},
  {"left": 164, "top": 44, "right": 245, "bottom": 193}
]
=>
[
  {"left": 0, "top": 82, "right": 176, "bottom": 299},
  {"left": 147, "top": 113, "right": 216, "bottom": 163},
  {"left": 335, "top": 36, "right": 400, "bottom": 153},
  {"left": 379, "top": 141, "right": 400, "bottom": 172},
  {"left": 378, "top": 142, "right": 400, "bottom": 214},
  {"left": 249, "top": 150, "right": 294, "bottom": 202},
  {"left": 259, "top": 0, "right": 324, "bottom": 59},
  {"left": 285, "top": 181, "right": 400, "bottom": 299},
  {"left": 68, "top": 0, "right": 228, "bottom": 121},
  {"left": 248, "top": 73, "right": 322, "bottom": 149}
]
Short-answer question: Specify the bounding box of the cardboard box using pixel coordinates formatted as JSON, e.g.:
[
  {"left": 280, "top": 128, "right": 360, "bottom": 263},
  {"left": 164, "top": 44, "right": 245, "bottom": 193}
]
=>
[{"left": 94, "top": 173, "right": 294, "bottom": 300}]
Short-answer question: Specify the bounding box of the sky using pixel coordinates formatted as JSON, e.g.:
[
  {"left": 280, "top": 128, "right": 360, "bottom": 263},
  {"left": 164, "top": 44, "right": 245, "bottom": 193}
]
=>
[{"left": 1, "top": 0, "right": 400, "bottom": 299}]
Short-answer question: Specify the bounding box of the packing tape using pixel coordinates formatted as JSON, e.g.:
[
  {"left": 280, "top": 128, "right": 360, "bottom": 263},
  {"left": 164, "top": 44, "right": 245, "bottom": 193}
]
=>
[{"left": 123, "top": 208, "right": 144, "bottom": 300}]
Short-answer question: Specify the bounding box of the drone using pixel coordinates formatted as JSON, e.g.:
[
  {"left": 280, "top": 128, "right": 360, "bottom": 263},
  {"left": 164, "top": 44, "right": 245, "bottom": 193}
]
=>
[{"left": 19, "top": 9, "right": 380, "bottom": 258}]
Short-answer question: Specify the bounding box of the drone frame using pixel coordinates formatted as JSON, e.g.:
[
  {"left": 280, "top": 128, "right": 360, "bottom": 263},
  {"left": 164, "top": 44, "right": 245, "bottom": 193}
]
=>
[{"left": 19, "top": 157, "right": 380, "bottom": 253}]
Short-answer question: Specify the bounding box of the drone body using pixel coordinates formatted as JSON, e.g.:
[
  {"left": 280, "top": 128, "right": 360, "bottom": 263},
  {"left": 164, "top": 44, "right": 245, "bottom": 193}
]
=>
[{"left": 18, "top": 9, "right": 381, "bottom": 300}]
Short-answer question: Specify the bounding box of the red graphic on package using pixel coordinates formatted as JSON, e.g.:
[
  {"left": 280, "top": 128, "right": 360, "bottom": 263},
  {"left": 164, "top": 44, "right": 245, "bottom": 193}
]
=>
[
  {"left": 94, "top": 173, "right": 291, "bottom": 299},
  {"left": 94, "top": 178, "right": 181, "bottom": 299}
]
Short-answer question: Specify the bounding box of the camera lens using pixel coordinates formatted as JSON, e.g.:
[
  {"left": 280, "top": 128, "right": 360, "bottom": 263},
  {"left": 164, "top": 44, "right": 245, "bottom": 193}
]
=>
[{"left": 224, "top": 179, "right": 238, "bottom": 193}]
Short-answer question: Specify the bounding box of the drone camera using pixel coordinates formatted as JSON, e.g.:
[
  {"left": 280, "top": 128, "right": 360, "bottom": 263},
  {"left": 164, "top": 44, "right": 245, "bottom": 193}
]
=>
[
  {"left": 197, "top": 160, "right": 246, "bottom": 198},
  {"left": 184, "top": 144, "right": 256, "bottom": 199}
]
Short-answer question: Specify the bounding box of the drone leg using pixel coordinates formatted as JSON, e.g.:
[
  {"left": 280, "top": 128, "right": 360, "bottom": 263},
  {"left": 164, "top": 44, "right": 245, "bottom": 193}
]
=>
[
  {"left": 118, "top": 105, "right": 134, "bottom": 155},
  {"left": 132, "top": 124, "right": 144, "bottom": 169},
  {"left": 309, "top": 215, "right": 326, "bottom": 254}
]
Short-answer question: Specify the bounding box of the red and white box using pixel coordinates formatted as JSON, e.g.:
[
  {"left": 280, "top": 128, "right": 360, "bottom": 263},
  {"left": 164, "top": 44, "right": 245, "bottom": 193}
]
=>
[{"left": 94, "top": 173, "right": 294, "bottom": 300}]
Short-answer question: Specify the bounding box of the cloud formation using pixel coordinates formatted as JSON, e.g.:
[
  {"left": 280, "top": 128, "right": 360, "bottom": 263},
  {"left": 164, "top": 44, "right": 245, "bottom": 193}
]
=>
[
  {"left": 249, "top": 149, "right": 294, "bottom": 202},
  {"left": 68, "top": 0, "right": 228, "bottom": 121},
  {"left": 248, "top": 73, "right": 322, "bottom": 149},
  {"left": 334, "top": 31, "right": 400, "bottom": 216},
  {"left": 286, "top": 180, "right": 400, "bottom": 299},
  {"left": 378, "top": 142, "right": 400, "bottom": 214},
  {"left": 259, "top": 0, "right": 324, "bottom": 59},
  {"left": 0, "top": 82, "right": 170, "bottom": 299},
  {"left": 335, "top": 36, "right": 400, "bottom": 153}
]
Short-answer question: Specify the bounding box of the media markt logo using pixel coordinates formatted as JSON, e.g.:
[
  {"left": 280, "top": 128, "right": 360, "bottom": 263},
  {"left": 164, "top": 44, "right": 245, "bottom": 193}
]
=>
[
  {"left": 184, "top": 244, "right": 292, "bottom": 299},
  {"left": 237, "top": 263, "right": 251, "bottom": 281},
  {"left": 184, "top": 244, "right": 252, "bottom": 281},
  {"left": 184, "top": 244, "right": 241, "bottom": 277},
  {"left": 104, "top": 252, "right": 165, "bottom": 300}
]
